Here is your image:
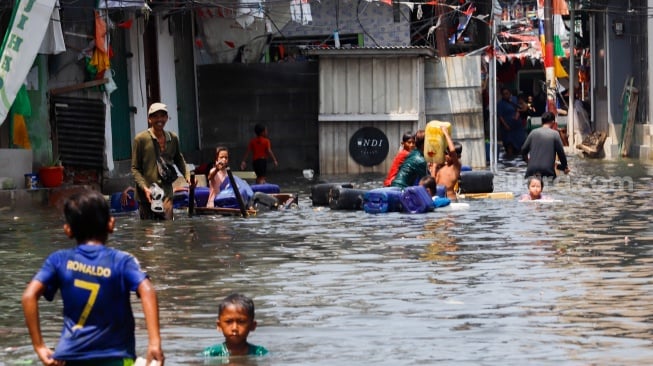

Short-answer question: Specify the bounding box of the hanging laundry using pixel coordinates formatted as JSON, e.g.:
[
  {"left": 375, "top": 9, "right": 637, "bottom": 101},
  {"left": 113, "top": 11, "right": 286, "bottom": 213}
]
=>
[
  {"left": 290, "top": 0, "right": 312, "bottom": 25},
  {"left": 39, "top": 0, "right": 66, "bottom": 55},
  {"left": 11, "top": 85, "right": 32, "bottom": 149},
  {"left": 236, "top": 0, "right": 264, "bottom": 29},
  {"left": 96, "top": 0, "right": 146, "bottom": 8},
  {"left": 89, "top": 47, "right": 110, "bottom": 78},
  {"left": 95, "top": 11, "right": 108, "bottom": 53},
  {"left": 90, "top": 10, "right": 112, "bottom": 82},
  {"left": 553, "top": 0, "right": 569, "bottom": 16}
]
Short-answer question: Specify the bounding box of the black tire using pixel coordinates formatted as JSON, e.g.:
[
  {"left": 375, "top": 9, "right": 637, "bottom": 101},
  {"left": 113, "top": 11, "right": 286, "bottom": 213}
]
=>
[{"left": 459, "top": 171, "right": 494, "bottom": 194}]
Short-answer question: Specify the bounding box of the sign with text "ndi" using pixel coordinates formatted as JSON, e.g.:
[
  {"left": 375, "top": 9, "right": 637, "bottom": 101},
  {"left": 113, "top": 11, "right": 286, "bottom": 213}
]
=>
[
  {"left": 349, "top": 127, "right": 389, "bottom": 167},
  {"left": 0, "top": 0, "right": 56, "bottom": 126}
]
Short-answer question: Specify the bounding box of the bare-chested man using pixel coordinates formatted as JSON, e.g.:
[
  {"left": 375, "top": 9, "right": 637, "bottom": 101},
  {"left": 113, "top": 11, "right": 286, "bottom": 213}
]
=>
[{"left": 434, "top": 126, "right": 462, "bottom": 200}]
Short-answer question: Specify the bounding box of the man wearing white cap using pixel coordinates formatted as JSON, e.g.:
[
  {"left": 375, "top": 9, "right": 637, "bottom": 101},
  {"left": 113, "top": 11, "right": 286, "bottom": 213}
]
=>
[{"left": 131, "top": 102, "right": 189, "bottom": 220}]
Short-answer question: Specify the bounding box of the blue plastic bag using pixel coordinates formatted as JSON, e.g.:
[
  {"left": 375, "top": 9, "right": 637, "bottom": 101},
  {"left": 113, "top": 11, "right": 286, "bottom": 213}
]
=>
[{"left": 214, "top": 176, "right": 254, "bottom": 208}]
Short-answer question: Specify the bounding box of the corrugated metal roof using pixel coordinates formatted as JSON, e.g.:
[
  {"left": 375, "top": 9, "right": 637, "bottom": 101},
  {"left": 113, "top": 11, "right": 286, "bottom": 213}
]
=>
[{"left": 302, "top": 46, "right": 436, "bottom": 58}]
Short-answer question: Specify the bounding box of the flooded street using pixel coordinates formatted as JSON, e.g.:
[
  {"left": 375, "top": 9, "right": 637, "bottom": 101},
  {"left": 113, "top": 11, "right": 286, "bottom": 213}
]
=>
[{"left": 2, "top": 155, "right": 653, "bottom": 365}]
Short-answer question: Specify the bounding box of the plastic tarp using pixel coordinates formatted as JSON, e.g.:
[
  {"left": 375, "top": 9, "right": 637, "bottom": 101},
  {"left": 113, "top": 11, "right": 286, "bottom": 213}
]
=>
[{"left": 96, "top": 0, "right": 145, "bottom": 8}]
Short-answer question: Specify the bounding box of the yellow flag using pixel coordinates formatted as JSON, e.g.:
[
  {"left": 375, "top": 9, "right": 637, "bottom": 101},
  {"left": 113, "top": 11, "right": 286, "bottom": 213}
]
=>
[{"left": 554, "top": 57, "right": 568, "bottom": 78}]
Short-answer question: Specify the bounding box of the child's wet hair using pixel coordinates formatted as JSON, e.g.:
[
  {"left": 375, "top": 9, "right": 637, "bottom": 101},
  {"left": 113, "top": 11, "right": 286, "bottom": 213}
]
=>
[
  {"left": 64, "top": 190, "right": 111, "bottom": 242},
  {"left": 446, "top": 141, "right": 463, "bottom": 157},
  {"left": 419, "top": 175, "right": 436, "bottom": 195},
  {"left": 254, "top": 124, "right": 266, "bottom": 136},
  {"left": 218, "top": 293, "right": 255, "bottom": 319},
  {"left": 215, "top": 146, "right": 228, "bottom": 156},
  {"left": 526, "top": 175, "right": 544, "bottom": 188}
]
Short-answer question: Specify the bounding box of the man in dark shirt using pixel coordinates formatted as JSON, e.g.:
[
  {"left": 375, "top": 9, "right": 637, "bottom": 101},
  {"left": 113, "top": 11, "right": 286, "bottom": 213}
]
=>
[{"left": 521, "top": 112, "right": 570, "bottom": 178}]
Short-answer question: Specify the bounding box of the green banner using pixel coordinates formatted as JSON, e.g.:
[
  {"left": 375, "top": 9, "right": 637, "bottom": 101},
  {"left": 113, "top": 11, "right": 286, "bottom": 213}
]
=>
[{"left": 0, "top": 0, "right": 56, "bottom": 126}]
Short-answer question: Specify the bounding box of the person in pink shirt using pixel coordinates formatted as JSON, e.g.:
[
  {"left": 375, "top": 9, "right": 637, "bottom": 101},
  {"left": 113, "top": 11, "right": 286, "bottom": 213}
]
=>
[{"left": 207, "top": 147, "right": 230, "bottom": 208}]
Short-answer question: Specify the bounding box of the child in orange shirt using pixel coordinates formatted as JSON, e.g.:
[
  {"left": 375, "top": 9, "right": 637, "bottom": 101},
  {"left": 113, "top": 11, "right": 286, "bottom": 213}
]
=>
[{"left": 240, "top": 124, "right": 278, "bottom": 184}]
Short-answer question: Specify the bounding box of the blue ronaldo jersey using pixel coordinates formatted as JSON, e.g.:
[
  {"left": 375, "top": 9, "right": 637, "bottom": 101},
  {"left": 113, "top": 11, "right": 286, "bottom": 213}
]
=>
[{"left": 33, "top": 244, "right": 148, "bottom": 361}]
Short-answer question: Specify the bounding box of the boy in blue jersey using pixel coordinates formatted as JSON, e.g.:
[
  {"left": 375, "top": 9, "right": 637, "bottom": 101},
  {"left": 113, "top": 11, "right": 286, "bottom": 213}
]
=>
[
  {"left": 22, "top": 190, "right": 165, "bottom": 366},
  {"left": 203, "top": 293, "right": 268, "bottom": 359}
]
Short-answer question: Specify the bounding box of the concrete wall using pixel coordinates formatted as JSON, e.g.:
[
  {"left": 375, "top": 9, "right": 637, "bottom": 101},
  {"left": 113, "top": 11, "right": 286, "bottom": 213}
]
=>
[
  {"left": 0, "top": 149, "right": 33, "bottom": 189},
  {"left": 195, "top": 62, "right": 319, "bottom": 173}
]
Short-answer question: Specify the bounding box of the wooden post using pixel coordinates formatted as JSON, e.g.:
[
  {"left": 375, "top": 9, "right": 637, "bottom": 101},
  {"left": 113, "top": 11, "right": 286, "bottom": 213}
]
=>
[
  {"left": 188, "top": 172, "right": 196, "bottom": 217},
  {"left": 620, "top": 79, "right": 639, "bottom": 157},
  {"left": 567, "top": 0, "right": 576, "bottom": 149},
  {"left": 226, "top": 167, "right": 248, "bottom": 217},
  {"left": 543, "top": 0, "right": 557, "bottom": 115},
  {"left": 435, "top": 3, "right": 449, "bottom": 57}
]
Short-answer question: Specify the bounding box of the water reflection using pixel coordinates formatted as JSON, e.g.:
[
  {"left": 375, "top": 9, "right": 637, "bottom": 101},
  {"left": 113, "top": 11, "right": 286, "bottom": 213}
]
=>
[{"left": 2, "top": 157, "right": 653, "bottom": 365}]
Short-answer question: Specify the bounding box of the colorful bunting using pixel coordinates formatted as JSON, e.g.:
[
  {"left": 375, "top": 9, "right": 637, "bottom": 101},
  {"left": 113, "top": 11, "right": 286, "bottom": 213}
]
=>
[
  {"left": 554, "top": 55, "right": 568, "bottom": 78},
  {"left": 449, "top": 3, "right": 476, "bottom": 44},
  {"left": 553, "top": 15, "right": 566, "bottom": 57}
]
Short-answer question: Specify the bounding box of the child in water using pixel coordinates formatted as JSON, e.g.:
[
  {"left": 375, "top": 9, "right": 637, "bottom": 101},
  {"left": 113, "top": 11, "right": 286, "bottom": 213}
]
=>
[
  {"left": 519, "top": 175, "right": 550, "bottom": 201},
  {"left": 22, "top": 190, "right": 164, "bottom": 366},
  {"left": 203, "top": 293, "right": 268, "bottom": 358},
  {"left": 434, "top": 127, "right": 462, "bottom": 200},
  {"left": 207, "top": 146, "right": 230, "bottom": 208},
  {"left": 419, "top": 175, "right": 451, "bottom": 208}
]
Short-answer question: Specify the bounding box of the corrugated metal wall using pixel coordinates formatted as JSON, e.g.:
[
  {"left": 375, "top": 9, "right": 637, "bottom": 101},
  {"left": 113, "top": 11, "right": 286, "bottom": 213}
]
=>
[
  {"left": 424, "top": 56, "right": 486, "bottom": 168},
  {"left": 319, "top": 57, "right": 422, "bottom": 120},
  {"left": 318, "top": 57, "right": 424, "bottom": 174}
]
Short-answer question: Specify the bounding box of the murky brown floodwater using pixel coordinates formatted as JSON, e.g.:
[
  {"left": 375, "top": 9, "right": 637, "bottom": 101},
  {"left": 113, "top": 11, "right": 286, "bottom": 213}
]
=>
[{"left": 2, "top": 155, "right": 653, "bottom": 365}]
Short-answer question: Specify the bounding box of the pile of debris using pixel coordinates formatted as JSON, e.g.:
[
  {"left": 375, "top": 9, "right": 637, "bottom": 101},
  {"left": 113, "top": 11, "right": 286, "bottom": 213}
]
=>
[{"left": 576, "top": 131, "right": 607, "bottom": 158}]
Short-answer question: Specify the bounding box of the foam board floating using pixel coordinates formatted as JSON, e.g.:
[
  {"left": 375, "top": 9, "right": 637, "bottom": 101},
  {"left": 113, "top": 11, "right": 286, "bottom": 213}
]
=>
[{"left": 458, "top": 192, "right": 514, "bottom": 200}]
